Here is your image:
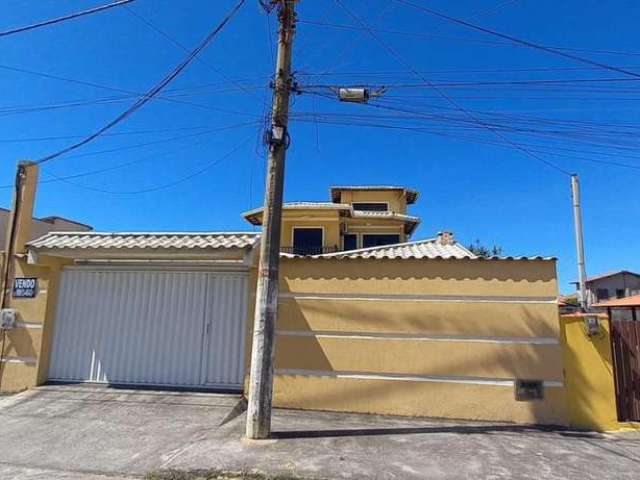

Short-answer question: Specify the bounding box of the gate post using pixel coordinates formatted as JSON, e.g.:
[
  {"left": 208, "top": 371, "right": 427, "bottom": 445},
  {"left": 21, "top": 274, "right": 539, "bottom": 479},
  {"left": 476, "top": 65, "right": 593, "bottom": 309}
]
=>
[{"left": 560, "top": 313, "right": 620, "bottom": 431}]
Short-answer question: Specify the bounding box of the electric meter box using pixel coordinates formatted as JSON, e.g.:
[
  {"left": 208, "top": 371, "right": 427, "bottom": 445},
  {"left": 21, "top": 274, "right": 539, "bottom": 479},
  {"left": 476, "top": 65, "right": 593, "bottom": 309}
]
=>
[{"left": 1, "top": 308, "right": 18, "bottom": 329}]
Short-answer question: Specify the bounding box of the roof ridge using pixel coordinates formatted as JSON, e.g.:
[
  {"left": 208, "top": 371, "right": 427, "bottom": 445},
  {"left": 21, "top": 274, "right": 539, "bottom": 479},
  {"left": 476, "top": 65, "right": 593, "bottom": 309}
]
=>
[{"left": 317, "top": 237, "right": 440, "bottom": 258}]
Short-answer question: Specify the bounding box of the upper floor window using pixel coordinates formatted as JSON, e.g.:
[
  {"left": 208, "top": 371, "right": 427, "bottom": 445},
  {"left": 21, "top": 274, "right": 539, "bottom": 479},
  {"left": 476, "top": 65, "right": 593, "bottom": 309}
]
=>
[
  {"left": 343, "top": 233, "right": 357, "bottom": 251},
  {"left": 596, "top": 288, "right": 610, "bottom": 302},
  {"left": 616, "top": 289, "right": 626, "bottom": 299},
  {"left": 292, "top": 227, "right": 323, "bottom": 255},
  {"left": 352, "top": 202, "right": 388, "bottom": 212},
  {"left": 362, "top": 234, "right": 400, "bottom": 248}
]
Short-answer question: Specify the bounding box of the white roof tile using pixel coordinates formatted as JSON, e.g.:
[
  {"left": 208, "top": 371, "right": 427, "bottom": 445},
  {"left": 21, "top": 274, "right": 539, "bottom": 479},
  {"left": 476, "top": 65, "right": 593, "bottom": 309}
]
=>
[
  {"left": 282, "top": 238, "right": 556, "bottom": 261},
  {"left": 28, "top": 232, "right": 259, "bottom": 251},
  {"left": 282, "top": 238, "right": 476, "bottom": 260}
]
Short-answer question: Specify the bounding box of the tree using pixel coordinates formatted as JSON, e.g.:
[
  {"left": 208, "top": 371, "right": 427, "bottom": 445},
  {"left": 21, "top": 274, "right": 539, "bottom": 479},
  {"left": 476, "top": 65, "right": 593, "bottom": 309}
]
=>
[{"left": 468, "top": 239, "right": 503, "bottom": 258}]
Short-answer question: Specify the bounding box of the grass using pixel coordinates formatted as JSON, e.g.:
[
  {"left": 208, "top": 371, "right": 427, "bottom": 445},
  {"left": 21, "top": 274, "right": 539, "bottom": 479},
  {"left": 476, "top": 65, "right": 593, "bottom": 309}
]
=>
[{"left": 146, "top": 469, "right": 322, "bottom": 480}]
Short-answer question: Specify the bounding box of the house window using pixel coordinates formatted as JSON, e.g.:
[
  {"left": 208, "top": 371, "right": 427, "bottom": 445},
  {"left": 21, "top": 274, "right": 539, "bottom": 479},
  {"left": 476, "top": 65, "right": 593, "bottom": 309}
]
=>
[
  {"left": 362, "top": 234, "right": 400, "bottom": 248},
  {"left": 352, "top": 202, "right": 388, "bottom": 212},
  {"left": 343, "top": 233, "right": 357, "bottom": 251},
  {"left": 596, "top": 288, "right": 610, "bottom": 302},
  {"left": 616, "top": 289, "right": 626, "bottom": 299},
  {"left": 292, "top": 228, "right": 323, "bottom": 255}
]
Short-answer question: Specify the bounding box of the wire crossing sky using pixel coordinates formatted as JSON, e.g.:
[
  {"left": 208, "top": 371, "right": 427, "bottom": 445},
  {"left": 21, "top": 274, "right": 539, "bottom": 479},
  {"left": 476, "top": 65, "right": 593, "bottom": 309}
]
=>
[{"left": 1, "top": 0, "right": 639, "bottom": 292}]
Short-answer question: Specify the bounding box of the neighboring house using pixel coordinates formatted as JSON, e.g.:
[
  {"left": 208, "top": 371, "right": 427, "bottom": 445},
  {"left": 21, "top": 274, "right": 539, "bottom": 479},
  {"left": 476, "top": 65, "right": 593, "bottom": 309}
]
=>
[
  {"left": 0, "top": 207, "right": 92, "bottom": 250},
  {"left": 1, "top": 184, "right": 568, "bottom": 426},
  {"left": 572, "top": 271, "right": 640, "bottom": 307}
]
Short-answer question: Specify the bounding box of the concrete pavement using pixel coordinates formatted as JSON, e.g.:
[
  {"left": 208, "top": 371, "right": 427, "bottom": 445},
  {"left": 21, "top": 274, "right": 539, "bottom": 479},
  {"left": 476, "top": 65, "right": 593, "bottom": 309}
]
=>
[{"left": 1, "top": 385, "right": 639, "bottom": 479}]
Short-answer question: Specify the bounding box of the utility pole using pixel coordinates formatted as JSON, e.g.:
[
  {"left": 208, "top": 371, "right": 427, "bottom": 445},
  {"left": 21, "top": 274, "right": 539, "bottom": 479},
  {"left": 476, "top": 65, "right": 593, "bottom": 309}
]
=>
[
  {"left": 246, "top": 0, "right": 297, "bottom": 440},
  {"left": 1, "top": 162, "right": 39, "bottom": 310},
  {"left": 571, "top": 174, "right": 588, "bottom": 311}
]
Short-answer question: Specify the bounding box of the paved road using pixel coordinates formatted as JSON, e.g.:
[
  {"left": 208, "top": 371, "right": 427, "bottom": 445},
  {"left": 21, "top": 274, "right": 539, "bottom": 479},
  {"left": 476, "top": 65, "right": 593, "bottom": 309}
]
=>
[{"left": 1, "top": 386, "right": 639, "bottom": 479}]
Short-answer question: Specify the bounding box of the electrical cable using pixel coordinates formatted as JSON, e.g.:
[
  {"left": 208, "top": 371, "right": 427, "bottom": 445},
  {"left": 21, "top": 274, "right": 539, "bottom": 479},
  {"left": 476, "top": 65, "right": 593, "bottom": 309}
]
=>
[
  {"left": 123, "top": 4, "right": 268, "bottom": 106},
  {"left": 0, "top": 0, "right": 135, "bottom": 38},
  {"left": 54, "top": 134, "right": 255, "bottom": 195},
  {"left": 333, "top": 0, "right": 573, "bottom": 176},
  {"left": 35, "top": 0, "right": 247, "bottom": 165},
  {"left": 290, "top": 116, "right": 640, "bottom": 171},
  {"left": 298, "top": 19, "right": 640, "bottom": 57},
  {"left": 393, "top": 0, "right": 640, "bottom": 80},
  {"left": 0, "top": 121, "right": 259, "bottom": 190}
]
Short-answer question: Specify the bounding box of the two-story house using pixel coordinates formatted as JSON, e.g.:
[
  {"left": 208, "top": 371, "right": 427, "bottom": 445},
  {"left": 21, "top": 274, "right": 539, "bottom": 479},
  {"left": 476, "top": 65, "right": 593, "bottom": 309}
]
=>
[
  {"left": 3, "top": 169, "right": 568, "bottom": 427},
  {"left": 243, "top": 185, "right": 420, "bottom": 254},
  {"left": 573, "top": 270, "right": 640, "bottom": 308}
]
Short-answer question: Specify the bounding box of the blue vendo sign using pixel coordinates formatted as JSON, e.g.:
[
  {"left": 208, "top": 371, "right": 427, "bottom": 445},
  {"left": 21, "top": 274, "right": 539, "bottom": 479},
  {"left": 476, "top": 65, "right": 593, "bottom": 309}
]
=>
[{"left": 13, "top": 277, "right": 38, "bottom": 298}]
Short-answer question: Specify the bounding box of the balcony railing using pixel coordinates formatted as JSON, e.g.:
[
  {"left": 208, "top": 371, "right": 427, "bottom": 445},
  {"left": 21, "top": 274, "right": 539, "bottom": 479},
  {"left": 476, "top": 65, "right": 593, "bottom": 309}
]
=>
[{"left": 281, "top": 245, "right": 339, "bottom": 256}]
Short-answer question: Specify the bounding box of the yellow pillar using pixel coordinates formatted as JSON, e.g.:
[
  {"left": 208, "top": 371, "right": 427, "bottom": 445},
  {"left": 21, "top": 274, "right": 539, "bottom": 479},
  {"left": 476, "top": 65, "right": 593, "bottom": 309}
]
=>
[{"left": 560, "top": 314, "right": 620, "bottom": 431}]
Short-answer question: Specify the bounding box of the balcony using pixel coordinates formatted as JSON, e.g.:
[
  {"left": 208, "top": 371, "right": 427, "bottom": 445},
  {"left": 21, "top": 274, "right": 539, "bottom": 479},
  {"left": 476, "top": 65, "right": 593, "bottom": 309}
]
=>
[{"left": 281, "top": 245, "right": 339, "bottom": 256}]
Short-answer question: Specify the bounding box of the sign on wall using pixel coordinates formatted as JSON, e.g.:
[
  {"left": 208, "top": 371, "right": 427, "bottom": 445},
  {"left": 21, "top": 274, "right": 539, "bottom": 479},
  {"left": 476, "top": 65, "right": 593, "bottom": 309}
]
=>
[{"left": 13, "top": 277, "right": 38, "bottom": 298}]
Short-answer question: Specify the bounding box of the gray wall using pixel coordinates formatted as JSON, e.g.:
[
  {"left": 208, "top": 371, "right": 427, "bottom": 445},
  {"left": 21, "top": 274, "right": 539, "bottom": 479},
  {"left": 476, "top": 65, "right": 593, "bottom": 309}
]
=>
[{"left": 585, "top": 272, "right": 640, "bottom": 306}]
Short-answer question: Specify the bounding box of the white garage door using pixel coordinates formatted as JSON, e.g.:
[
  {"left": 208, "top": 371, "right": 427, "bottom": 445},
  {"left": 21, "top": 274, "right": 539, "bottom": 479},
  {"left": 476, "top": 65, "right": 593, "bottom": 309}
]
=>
[{"left": 48, "top": 268, "right": 248, "bottom": 389}]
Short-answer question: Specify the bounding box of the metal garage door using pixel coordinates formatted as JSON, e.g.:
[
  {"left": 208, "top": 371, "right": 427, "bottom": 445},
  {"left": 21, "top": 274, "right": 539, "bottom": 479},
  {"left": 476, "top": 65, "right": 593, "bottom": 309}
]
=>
[{"left": 48, "top": 268, "right": 248, "bottom": 389}]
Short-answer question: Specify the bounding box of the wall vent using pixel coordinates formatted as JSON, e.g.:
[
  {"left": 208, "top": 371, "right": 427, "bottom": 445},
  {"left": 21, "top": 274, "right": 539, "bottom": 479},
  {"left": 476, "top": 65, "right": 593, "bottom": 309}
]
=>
[{"left": 515, "top": 379, "right": 544, "bottom": 401}]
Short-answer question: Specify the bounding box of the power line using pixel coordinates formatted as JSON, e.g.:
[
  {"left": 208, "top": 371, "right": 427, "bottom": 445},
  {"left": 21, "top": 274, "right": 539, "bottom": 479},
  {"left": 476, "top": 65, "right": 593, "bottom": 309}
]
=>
[
  {"left": 0, "top": 121, "right": 258, "bottom": 190},
  {"left": 0, "top": 64, "right": 261, "bottom": 118},
  {"left": 333, "top": 0, "right": 572, "bottom": 176},
  {"left": 301, "top": 77, "right": 640, "bottom": 90},
  {"left": 123, "top": 4, "right": 268, "bottom": 106},
  {"left": 35, "top": 0, "right": 247, "bottom": 165},
  {"left": 0, "top": 84, "right": 266, "bottom": 119},
  {"left": 0, "top": 123, "right": 252, "bottom": 144},
  {"left": 297, "top": 65, "right": 640, "bottom": 76},
  {"left": 298, "top": 19, "right": 640, "bottom": 57},
  {"left": 0, "top": 0, "right": 135, "bottom": 38},
  {"left": 290, "top": 116, "right": 640, "bottom": 171},
  {"left": 393, "top": 0, "right": 640, "bottom": 80},
  {"left": 54, "top": 134, "right": 254, "bottom": 195}
]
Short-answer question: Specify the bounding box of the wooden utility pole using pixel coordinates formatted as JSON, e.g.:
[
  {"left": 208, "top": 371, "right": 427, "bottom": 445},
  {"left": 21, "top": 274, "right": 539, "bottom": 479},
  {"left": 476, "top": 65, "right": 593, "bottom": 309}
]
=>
[
  {"left": 1, "top": 161, "right": 39, "bottom": 310},
  {"left": 246, "top": 0, "right": 297, "bottom": 440},
  {"left": 571, "top": 174, "right": 588, "bottom": 311}
]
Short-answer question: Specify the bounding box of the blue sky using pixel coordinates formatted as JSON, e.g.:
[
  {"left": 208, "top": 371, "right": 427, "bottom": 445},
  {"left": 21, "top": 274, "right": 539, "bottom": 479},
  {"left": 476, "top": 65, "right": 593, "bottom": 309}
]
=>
[{"left": 1, "top": 0, "right": 639, "bottom": 293}]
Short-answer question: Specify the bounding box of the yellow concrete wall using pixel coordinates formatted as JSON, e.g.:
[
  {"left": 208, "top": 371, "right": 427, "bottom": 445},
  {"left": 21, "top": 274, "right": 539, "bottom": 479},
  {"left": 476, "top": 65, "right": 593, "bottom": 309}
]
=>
[
  {"left": 262, "top": 257, "right": 568, "bottom": 425},
  {"left": 560, "top": 314, "right": 620, "bottom": 431},
  {"left": 338, "top": 190, "right": 407, "bottom": 214},
  {"left": 0, "top": 255, "right": 70, "bottom": 393}
]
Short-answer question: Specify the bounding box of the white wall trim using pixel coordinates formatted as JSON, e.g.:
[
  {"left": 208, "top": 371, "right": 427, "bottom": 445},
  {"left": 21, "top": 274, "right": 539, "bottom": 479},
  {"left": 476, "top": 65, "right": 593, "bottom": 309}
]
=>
[
  {"left": 279, "top": 292, "right": 557, "bottom": 304},
  {"left": 0, "top": 356, "right": 37, "bottom": 365},
  {"left": 15, "top": 321, "right": 43, "bottom": 329},
  {"left": 66, "top": 264, "right": 250, "bottom": 273},
  {"left": 276, "top": 330, "right": 559, "bottom": 345},
  {"left": 276, "top": 369, "right": 564, "bottom": 388}
]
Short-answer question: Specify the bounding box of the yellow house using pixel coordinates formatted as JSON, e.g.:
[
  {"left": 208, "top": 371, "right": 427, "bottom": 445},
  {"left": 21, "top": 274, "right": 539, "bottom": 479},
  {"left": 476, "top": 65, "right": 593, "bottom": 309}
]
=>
[
  {"left": 1, "top": 175, "right": 575, "bottom": 427},
  {"left": 243, "top": 186, "right": 420, "bottom": 254}
]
